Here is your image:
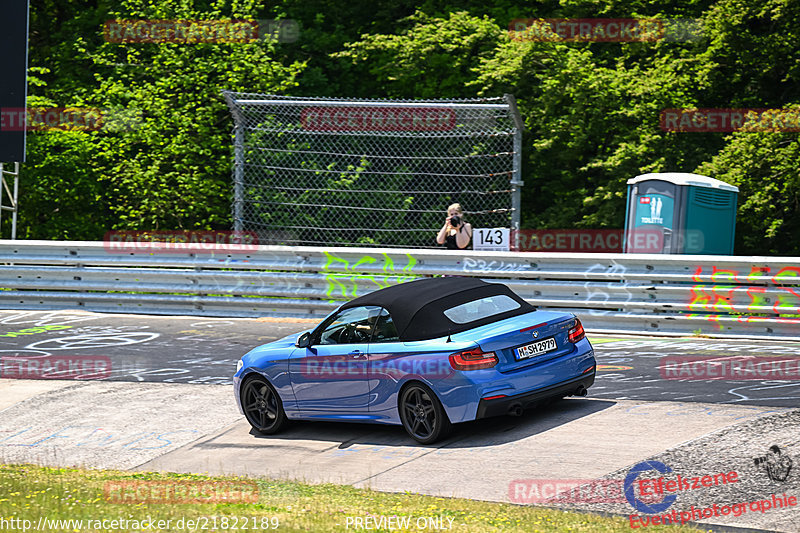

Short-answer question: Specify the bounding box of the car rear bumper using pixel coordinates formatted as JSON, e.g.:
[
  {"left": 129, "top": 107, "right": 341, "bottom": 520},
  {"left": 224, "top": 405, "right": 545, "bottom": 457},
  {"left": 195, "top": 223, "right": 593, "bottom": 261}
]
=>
[{"left": 475, "top": 371, "right": 596, "bottom": 419}]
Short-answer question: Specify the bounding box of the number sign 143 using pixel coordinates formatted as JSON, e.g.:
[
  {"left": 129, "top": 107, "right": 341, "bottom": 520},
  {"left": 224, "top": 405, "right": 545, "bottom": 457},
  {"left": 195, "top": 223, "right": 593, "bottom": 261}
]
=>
[{"left": 473, "top": 228, "right": 510, "bottom": 251}]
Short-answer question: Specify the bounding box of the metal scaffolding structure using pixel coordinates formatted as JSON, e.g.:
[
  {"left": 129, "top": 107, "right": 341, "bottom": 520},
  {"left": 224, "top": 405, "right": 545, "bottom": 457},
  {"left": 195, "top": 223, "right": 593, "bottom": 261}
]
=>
[{"left": 0, "top": 162, "right": 20, "bottom": 239}]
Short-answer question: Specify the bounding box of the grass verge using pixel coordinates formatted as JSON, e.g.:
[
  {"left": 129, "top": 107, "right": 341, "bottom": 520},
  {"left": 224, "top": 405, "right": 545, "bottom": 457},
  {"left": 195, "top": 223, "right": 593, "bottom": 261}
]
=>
[{"left": 0, "top": 463, "right": 707, "bottom": 532}]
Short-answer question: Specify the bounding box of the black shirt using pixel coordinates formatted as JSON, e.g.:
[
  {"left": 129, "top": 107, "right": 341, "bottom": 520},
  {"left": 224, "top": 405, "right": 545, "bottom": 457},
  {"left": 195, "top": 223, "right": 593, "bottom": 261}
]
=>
[{"left": 444, "top": 229, "right": 471, "bottom": 249}]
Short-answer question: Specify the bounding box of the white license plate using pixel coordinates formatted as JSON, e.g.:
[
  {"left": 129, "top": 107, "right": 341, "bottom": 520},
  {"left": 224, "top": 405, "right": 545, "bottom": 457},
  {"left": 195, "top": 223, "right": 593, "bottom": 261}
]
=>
[{"left": 515, "top": 337, "right": 557, "bottom": 360}]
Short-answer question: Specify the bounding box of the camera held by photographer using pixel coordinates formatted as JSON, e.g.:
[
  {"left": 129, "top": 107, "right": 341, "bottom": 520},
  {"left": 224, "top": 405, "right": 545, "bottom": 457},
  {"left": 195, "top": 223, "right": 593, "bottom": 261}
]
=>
[{"left": 436, "top": 203, "right": 472, "bottom": 250}]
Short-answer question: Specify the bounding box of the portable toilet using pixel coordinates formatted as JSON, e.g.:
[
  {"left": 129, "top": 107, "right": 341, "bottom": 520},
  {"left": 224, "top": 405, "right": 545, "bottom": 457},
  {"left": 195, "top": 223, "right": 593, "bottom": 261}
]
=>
[{"left": 623, "top": 173, "right": 739, "bottom": 254}]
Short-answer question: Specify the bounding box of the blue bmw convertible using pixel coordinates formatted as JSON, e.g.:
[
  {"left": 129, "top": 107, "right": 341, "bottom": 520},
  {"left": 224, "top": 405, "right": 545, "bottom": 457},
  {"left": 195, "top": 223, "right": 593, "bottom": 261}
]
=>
[{"left": 234, "top": 277, "right": 596, "bottom": 444}]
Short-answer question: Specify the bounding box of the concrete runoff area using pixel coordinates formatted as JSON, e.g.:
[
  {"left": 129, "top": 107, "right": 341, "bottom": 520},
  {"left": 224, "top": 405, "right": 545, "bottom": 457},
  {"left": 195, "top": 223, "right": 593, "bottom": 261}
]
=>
[
  {"left": 0, "top": 381, "right": 241, "bottom": 469},
  {"left": 0, "top": 378, "right": 75, "bottom": 411},
  {"left": 1, "top": 377, "right": 797, "bottom": 531},
  {"left": 140, "top": 399, "right": 787, "bottom": 496}
]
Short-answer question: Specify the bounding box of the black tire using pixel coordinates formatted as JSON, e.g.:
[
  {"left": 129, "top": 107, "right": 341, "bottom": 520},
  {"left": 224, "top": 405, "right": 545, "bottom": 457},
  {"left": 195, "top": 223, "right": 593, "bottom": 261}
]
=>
[
  {"left": 399, "top": 382, "right": 451, "bottom": 444},
  {"left": 241, "top": 375, "right": 288, "bottom": 434}
]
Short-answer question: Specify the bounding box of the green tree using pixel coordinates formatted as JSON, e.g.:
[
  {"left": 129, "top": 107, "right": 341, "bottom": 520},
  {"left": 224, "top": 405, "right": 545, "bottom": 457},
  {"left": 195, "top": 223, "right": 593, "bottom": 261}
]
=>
[
  {"left": 335, "top": 11, "right": 504, "bottom": 98},
  {"left": 20, "top": 0, "right": 304, "bottom": 237},
  {"left": 16, "top": 0, "right": 800, "bottom": 255},
  {"left": 697, "top": 132, "right": 800, "bottom": 255}
]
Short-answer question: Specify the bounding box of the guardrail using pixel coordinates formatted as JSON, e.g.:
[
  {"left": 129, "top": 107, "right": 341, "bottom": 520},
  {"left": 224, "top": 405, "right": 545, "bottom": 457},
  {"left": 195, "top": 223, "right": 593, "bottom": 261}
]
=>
[{"left": 1, "top": 240, "right": 799, "bottom": 339}]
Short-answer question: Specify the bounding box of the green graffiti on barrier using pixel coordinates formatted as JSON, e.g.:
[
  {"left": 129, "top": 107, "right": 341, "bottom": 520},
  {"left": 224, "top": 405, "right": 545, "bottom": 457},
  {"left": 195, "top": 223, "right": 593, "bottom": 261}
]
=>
[{"left": 322, "top": 251, "right": 419, "bottom": 300}]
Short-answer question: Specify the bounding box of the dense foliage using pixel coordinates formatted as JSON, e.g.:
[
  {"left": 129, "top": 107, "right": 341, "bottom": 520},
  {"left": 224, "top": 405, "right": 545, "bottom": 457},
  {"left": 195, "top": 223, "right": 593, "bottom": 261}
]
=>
[{"left": 12, "top": 0, "right": 800, "bottom": 255}]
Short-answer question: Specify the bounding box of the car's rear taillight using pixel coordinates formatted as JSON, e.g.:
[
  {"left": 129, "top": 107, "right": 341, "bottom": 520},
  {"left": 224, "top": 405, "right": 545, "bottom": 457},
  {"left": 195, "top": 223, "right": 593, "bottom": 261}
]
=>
[
  {"left": 449, "top": 347, "right": 498, "bottom": 371},
  {"left": 568, "top": 318, "right": 585, "bottom": 343},
  {"left": 482, "top": 394, "right": 507, "bottom": 400}
]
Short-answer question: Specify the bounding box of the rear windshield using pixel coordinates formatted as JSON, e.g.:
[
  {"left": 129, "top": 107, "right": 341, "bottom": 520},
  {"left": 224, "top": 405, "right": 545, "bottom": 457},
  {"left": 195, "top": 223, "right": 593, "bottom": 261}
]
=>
[{"left": 443, "top": 294, "right": 521, "bottom": 324}]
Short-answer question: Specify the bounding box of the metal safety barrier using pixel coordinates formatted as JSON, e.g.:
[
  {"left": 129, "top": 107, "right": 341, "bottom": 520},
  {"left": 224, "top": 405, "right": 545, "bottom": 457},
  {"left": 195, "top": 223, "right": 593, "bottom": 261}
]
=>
[{"left": 1, "top": 240, "right": 799, "bottom": 340}]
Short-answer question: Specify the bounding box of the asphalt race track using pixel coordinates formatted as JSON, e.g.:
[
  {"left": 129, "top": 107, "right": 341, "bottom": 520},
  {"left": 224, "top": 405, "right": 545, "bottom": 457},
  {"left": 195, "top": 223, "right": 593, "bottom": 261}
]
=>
[
  {"left": 1, "top": 309, "right": 799, "bottom": 406},
  {"left": 2, "top": 309, "right": 800, "bottom": 532}
]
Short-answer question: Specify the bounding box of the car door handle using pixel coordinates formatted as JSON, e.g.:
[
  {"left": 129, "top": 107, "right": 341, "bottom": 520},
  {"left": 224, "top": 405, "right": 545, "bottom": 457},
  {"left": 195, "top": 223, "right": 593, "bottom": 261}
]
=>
[{"left": 348, "top": 350, "right": 367, "bottom": 359}]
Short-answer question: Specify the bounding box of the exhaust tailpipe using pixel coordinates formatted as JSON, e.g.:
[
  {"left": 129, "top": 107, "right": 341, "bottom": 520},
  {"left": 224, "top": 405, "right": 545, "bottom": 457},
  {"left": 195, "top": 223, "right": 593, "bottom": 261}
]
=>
[
  {"left": 508, "top": 403, "right": 523, "bottom": 417},
  {"left": 574, "top": 386, "right": 588, "bottom": 397}
]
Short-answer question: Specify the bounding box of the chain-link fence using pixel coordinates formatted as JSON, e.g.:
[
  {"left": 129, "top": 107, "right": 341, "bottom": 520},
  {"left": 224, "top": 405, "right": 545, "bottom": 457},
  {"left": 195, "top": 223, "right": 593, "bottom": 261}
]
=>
[{"left": 222, "top": 92, "right": 523, "bottom": 248}]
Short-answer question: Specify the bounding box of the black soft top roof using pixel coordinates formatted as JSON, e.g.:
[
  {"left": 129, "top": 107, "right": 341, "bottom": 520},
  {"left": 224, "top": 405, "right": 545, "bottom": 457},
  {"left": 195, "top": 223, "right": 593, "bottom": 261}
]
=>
[{"left": 339, "top": 277, "right": 535, "bottom": 341}]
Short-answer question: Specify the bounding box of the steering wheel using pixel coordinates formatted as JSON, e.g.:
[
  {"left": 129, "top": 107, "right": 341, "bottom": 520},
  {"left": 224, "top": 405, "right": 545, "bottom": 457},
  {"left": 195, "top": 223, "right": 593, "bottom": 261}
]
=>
[{"left": 342, "top": 324, "right": 369, "bottom": 343}]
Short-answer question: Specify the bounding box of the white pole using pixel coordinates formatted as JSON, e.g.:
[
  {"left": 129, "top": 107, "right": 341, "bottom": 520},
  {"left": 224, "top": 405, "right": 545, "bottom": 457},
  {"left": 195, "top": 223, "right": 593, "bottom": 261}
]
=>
[
  {"left": 11, "top": 162, "right": 19, "bottom": 239},
  {"left": 0, "top": 163, "right": 4, "bottom": 237}
]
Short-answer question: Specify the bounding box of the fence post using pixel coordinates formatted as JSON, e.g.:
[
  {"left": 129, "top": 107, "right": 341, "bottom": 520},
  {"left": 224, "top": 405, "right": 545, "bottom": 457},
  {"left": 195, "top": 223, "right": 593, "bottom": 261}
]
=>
[
  {"left": 233, "top": 125, "right": 244, "bottom": 233},
  {"left": 506, "top": 94, "right": 525, "bottom": 233},
  {"left": 223, "top": 91, "right": 245, "bottom": 233}
]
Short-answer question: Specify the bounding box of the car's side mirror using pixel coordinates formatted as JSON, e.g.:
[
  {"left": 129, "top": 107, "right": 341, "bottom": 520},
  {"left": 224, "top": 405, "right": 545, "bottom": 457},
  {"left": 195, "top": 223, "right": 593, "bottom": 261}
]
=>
[{"left": 295, "top": 331, "right": 312, "bottom": 348}]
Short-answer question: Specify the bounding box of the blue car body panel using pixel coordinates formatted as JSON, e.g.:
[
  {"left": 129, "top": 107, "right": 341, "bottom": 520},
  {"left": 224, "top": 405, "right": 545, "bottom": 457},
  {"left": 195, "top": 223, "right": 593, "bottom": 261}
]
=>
[
  {"left": 234, "top": 308, "right": 596, "bottom": 427},
  {"left": 289, "top": 341, "right": 372, "bottom": 414}
]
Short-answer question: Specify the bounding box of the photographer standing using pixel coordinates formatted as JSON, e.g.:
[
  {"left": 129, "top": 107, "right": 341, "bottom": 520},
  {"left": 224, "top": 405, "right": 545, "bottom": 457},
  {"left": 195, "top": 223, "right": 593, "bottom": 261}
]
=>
[{"left": 436, "top": 203, "right": 472, "bottom": 249}]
